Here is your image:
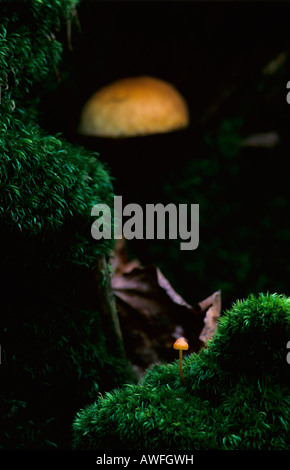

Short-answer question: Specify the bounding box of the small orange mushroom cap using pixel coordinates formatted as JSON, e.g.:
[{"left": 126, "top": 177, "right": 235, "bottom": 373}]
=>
[{"left": 173, "top": 337, "right": 189, "bottom": 350}]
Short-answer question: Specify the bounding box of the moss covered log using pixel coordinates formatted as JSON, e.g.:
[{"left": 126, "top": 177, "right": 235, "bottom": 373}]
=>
[
  {"left": 73, "top": 293, "right": 290, "bottom": 450},
  {"left": 0, "top": 0, "right": 135, "bottom": 450}
]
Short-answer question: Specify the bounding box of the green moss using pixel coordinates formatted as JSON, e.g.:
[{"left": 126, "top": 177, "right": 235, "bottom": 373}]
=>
[
  {"left": 0, "top": 116, "right": 114, "bottom": 268},
  {"left": 73, "top": 293, "right": 290, "bottom": 450},
  {"left": 0, "top": 0, "right": 135, "bottom": 449},
  {"left": 0, "top": 0, "right": 73, "bottom": 99}
]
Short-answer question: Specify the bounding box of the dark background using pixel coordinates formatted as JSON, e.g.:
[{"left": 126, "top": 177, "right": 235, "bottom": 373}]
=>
[{"left": 38, "top": 0, "right": 290, "bottom": 310}]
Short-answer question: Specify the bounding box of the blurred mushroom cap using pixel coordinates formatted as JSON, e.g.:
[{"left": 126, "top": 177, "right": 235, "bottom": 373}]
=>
[{"left": 78, "top": 76, "right": 189, "bottom": 138}]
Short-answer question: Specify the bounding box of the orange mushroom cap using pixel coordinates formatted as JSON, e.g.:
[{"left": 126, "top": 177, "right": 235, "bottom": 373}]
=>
[
  {"left": 78, "top": 76, "right": 189, "bottom": 138},
  {"left": 173, "top": 337, "right": 189, "bottom": 351}
]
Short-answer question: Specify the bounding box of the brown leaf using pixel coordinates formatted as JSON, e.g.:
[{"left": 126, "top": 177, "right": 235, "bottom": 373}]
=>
[
  {"left": 241, "top": 132, "right": 280, "bottom": 149},
  {"left": 198, "top": 290, "right": 221, "bottom": 345},
  {"left": 262, "top": 51, "right": 287, "bottom": 76},
  {"left": 110, "top": 238, "right": 221, "bottom": 377}
]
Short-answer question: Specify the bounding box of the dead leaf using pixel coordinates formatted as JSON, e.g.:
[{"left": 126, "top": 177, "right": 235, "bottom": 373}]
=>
[
  {"left": 262, "top": 51, "right": 287, "bottom": 75},
  {"left": 241, "top": 132, "right": 280, "bottom": 149},
  {"left": 110, "top": 239, "right": 221, "bottom": 378},
  {"left": 199, "top": 290, "right": 221, "bottom": 344}
]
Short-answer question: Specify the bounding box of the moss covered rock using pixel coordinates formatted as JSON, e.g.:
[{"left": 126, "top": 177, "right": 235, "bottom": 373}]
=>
[
  {"left": 0, "top": 0, "right": 135, "bottom": 449},
  {"left": 73, "top": 293, "right": 290, "bottom": 450}
]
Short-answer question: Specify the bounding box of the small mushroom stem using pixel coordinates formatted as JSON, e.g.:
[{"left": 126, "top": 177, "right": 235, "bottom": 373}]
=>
[
  {"left": 173, "top": 337, "right": 188, "bottom": 384},
  {"left": 179, "top": 350, "right": 185, "bottom": 383}
]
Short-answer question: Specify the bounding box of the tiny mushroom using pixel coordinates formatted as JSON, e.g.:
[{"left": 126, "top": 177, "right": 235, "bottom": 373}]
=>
[
  {"left": 173, "top": 337, "right": 189, "bottom": 384},
  {"left": 78, "top": 75, "right": 189, "bottom": 138}
]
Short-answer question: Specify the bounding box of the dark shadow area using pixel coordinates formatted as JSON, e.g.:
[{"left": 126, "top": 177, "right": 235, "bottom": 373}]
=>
[{"left": 38, "top": 1, "right": 290, "bottom": 309}]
